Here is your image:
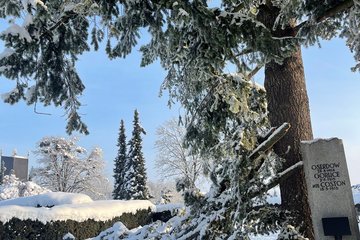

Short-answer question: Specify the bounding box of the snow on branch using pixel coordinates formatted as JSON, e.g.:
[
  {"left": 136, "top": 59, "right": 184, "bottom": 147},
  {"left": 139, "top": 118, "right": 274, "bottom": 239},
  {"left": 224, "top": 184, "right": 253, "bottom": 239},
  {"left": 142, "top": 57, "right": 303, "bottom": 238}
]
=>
[
  {"left": 248, "top": 161, "right": 304, "bottom": 199},
  {"left": 248, "top": 123, "right": 290, "bottom": 167}
]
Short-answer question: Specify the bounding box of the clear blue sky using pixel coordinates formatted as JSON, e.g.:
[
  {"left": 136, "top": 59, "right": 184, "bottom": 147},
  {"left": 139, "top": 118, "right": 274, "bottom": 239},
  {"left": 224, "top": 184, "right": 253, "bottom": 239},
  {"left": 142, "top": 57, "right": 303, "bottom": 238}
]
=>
[{"left": 0, "top": 32, "right": 359, "bottom": 184}]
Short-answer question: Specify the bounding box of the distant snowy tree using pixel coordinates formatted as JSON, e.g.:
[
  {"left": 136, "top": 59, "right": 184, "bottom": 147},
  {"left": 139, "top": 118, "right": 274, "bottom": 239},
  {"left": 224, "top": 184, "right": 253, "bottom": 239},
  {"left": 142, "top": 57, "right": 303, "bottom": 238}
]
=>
[
  {"left": 0, "top": 173, "right": 50, "bottom": 200},
  {"left": 155, "top": 118, "right": 204, "bottom": 189},
  {"left": 158, "top": 188, "right": 172, "bottom": 205},
  {"left": 123, "top": 110, "right": 149, "bottom": 200},
  {"left": 33, "top": 136, "right": 108, "bottom": 195},
  {"left": 147, "top": 180, "right": 183, "bottom": 204},
  {"left": 113, "top": 119, "right": 128, "bottom": 200},
  {"left": 83, "top": 175, "right": 113, "bottom": 200},
  {"left": 28, "top": 166, "right": 35, "bottom": 181}
]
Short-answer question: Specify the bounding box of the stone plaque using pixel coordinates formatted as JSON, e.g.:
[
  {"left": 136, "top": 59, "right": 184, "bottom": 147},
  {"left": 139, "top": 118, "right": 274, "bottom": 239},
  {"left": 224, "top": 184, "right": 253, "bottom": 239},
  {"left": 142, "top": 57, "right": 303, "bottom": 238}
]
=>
[{"left": 301, "top": 138, "right": 359, "bottom": 240}]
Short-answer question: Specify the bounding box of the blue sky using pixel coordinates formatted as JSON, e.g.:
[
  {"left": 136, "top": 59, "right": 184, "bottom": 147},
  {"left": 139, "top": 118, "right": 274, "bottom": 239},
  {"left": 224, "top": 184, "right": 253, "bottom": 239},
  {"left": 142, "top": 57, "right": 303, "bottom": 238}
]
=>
[{"left": 0, "top": 32, "right": 359, "bottom": 184}]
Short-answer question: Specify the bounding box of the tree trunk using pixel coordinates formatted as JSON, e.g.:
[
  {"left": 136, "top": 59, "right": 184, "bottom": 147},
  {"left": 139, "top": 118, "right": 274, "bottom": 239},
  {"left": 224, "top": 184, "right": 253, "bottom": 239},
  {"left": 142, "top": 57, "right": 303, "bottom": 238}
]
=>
[{"left": 264, "top": 47, "right": 315, "bottom": 239}]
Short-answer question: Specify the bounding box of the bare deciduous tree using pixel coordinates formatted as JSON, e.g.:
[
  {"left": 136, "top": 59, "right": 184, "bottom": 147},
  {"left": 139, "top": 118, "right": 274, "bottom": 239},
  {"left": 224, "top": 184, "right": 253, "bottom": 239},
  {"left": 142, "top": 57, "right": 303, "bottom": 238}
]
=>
[
  {"left": 33, "top": 136, "right": 108, "bottom": 196},
  {"left": 155, "top": 118, "right": 204, "bottom": 188}
]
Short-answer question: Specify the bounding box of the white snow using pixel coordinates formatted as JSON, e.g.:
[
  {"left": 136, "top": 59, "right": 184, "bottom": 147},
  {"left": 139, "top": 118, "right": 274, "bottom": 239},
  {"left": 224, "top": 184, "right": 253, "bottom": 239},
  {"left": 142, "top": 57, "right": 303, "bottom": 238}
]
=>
[
  {"left": 1, "top": 23, "right": 32, "bottom": 42},
  {"left": 0, "top": 174, "right": 50, "bottom": 200},
  {"left": 0, "top": 199, "right": 155, "bottom": 224},
  {"left": 0, "top": 192, "right": 92, "bottom": 207},
  {"left": 178, "top": 8, "right": 189, "bottom": 17},
  {"left": 21, "top": 0, "right": 47, "bottom": 10},
  {"left": 0, "top": 66, "right": 9, "bottom": 72},
  {"left": 86, "top": 222, "right": 129, "bottom": 240},
  {"left": 155, "top": 203, "right": 184, "bottom": 213},
  {"left": 301, "top": 137, "right": 339, "bottom": 145},
  {"left": 23, "top": 14, "right": 34, "bottom": 27},
  {"left": 0, "top": 48, "right": 15, "bottom": 60},
  {"left": 63, "top": 232, "right": 75, "bottom": 240},
  {"left": 25, "top": 85, "right": 36, "bottom": 101}
]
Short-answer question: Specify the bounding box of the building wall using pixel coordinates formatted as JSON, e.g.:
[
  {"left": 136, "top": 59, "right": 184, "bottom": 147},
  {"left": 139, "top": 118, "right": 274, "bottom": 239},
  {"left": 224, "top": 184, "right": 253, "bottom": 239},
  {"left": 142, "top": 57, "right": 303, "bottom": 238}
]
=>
[
  {"left": 2, "top": 156, "right": 14, "bottom": 176},
  {"left": 1, "top": 156, "right": 28, "bottom": 181}
]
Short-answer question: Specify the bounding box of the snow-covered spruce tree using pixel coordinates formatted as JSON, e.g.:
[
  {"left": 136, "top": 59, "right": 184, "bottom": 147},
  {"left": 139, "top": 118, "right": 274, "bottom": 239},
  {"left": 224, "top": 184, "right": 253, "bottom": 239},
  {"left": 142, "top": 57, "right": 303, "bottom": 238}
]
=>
[
  {"left": 1, "top": 0, "right": 360, "bottom": 237},
  {"left": 123, "top": 110, "right": 149, "bottom": 200},
  {"left": 113, "top": 119, "right": 128, "bottom": 200},
  {"left": 33, "top": 136, "right": 108, "bottom": 195}
]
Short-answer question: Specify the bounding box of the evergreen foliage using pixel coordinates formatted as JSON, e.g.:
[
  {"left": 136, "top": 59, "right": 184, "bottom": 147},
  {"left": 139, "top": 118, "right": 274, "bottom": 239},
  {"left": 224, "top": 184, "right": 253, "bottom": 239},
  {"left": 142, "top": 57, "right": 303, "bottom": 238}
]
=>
[
  {"left": 123, "top": 110, "right": 149, "bottom": 200},
  {"left": 113, "top": 119, "right": 128, "bottom": 200}
]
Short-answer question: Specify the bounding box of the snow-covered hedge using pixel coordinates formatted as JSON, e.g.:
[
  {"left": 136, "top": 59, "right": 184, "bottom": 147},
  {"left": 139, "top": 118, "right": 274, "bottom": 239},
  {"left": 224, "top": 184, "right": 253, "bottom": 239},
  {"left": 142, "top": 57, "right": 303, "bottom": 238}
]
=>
[
  {"left": 0, "top": 198, "right": 154, "bottom": 224},
  {"left": 0, "top": 199, "right": 155, "bottom": 239},
  {"left": 0, "top": 209, "right": 153, "bottom": 240},
  {"left": 0, "top": 192, "right": 92, "bottom": 207}
]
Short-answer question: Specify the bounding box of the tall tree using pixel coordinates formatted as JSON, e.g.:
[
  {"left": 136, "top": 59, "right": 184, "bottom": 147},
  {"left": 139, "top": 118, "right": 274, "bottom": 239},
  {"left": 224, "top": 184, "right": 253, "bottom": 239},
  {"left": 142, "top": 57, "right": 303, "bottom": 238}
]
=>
[
  {"left": 124, "top": 110, "right": 149, "bottom": 200},
  {"left": 113, "top": 119, "right": 128, "bottom": 200},
  {"left": 1, "top": 0, "right": 359, "bottom": 238}
]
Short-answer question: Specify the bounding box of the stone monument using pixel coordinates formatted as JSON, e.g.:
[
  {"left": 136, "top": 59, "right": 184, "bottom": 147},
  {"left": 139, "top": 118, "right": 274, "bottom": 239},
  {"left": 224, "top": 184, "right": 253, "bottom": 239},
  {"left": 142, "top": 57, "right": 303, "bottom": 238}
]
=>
[{"left": 301, "top": 138, "right": 359, "bottom": 240}]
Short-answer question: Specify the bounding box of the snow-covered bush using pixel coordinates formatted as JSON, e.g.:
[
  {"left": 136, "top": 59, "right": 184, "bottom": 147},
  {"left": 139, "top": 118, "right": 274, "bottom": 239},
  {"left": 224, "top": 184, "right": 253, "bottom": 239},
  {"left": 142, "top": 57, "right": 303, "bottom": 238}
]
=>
[{"left": 0, "top": 173, "right": 49, "bottom": 200}]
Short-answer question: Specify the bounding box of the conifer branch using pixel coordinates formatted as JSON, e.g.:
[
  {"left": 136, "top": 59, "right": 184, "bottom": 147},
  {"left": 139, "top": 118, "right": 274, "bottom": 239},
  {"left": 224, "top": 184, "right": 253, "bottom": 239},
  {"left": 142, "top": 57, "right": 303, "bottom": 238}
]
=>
[
  {"left": 295, "top": 0, "right": 354, "bottom": 33},
  {"left": 247, "top": 161, "right": 304, "bottom": 200},
  {"left": 246, "top": 63, "right": 264, "bottom": 80},
  {"left": 248, "top": 123, "right": 290, "bottom": 163},
  {"left": 246, "top": 122, "right": 290, "bottom": 180}
]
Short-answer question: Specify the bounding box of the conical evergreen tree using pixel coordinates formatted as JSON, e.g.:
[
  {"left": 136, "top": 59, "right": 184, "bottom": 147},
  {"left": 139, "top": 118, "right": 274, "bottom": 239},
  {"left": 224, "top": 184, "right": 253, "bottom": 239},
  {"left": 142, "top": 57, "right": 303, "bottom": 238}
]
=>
[
  {"left": 113, "top": 119, "right": 128, "bottom": 199},
  {"left": 124, "top": 110, "right": 149, "bottom": 200}
]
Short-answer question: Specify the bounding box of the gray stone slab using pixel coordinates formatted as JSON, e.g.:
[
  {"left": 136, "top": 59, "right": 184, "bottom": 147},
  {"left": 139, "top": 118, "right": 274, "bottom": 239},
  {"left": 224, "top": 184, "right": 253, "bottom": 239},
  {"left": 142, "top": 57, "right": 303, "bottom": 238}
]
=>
[{"left": 301, "top": 138, "right": 359, "bottom": 240}]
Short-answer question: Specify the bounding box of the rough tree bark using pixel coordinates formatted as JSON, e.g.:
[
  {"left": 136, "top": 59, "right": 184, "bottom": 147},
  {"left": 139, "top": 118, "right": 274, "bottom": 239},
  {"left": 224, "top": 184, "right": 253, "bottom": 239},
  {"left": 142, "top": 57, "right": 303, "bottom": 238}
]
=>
[
  {"left": 265, "top": 48, "right": 314, "bottom": 239},
  {"left": 257, "top": 3, "right": 315, "bottom": 239}
]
